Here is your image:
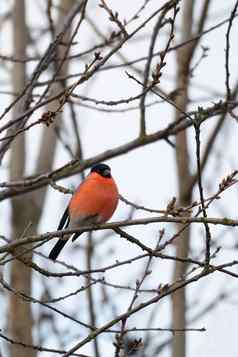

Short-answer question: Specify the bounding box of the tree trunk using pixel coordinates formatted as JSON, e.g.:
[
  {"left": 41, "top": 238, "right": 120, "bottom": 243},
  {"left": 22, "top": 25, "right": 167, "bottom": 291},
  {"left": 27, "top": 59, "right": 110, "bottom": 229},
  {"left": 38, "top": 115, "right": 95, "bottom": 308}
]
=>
[
  {"left": 8, "top": 2, "right": 74, "bottom": 356},
  {"left": 172, "top": 2, "right": 194, "bottom": 357},
  {"left": 8, "top": 2, "right": 36, "bottom": 356}
]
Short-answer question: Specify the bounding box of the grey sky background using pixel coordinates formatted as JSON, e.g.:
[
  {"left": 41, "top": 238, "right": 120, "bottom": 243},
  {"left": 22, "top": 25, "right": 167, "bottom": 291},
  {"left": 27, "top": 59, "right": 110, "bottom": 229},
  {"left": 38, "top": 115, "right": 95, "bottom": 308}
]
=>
[{"left": 1, "top": 1, "right": 238, "bottom": 356}]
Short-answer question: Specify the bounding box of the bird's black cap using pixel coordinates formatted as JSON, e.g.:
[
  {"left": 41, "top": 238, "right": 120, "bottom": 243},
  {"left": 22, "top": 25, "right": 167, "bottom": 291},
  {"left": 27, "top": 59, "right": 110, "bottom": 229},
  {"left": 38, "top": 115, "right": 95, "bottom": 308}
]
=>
[{"left": 91, "top": 163, "right": 111, "bottom": 178}]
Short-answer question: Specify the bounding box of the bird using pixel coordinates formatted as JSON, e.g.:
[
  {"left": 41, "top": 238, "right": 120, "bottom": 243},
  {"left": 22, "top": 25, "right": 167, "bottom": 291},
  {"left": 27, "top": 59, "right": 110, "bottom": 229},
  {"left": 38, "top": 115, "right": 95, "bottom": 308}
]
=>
[{"left": 49, "top": 163, "right": 119, "bottom": 261}]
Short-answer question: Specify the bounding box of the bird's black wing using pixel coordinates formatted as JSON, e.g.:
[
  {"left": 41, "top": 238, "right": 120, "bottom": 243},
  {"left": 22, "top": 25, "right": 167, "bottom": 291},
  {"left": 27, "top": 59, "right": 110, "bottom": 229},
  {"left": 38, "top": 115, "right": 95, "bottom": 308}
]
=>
[
  {"left": 49, "top": 207, "right": 70, "bottom": 261},
  {"left": 57, "top": 206, "right": 70, "bottom": 230}
]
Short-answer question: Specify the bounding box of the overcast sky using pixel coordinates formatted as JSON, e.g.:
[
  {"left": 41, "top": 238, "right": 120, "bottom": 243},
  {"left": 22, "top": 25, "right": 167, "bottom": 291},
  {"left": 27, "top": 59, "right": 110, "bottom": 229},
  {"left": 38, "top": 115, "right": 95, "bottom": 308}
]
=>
[{"left": 1, "top": 1, "right": 238, "bottom": 356}]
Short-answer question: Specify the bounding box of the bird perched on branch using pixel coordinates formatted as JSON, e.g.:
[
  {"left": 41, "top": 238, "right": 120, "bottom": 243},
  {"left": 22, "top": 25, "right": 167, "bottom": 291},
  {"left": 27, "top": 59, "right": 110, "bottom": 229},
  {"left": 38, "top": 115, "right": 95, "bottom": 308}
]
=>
[{"left": 49, "top": 163, "right": 119, "bottom": 261}]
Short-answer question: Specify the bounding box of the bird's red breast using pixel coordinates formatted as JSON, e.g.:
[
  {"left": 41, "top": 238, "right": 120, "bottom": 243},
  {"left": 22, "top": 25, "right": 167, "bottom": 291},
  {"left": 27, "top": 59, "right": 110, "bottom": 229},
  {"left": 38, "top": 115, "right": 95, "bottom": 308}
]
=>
[{"left": 69, "top": 172, "right": 119, "bottom": 223}]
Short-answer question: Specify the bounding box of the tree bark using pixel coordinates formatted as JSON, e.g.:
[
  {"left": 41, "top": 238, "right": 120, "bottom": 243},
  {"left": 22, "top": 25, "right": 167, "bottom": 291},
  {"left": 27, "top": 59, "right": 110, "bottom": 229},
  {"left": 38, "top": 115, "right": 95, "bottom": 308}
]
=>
[
  {"left": 171, "top": 2, "right": 194, "bottom": 357},
  {"left": 8, "top": 2, "right": 74, "bottom": 356},
  {"left": 8, "top": 2, "right": 36, "bottom": 357}
]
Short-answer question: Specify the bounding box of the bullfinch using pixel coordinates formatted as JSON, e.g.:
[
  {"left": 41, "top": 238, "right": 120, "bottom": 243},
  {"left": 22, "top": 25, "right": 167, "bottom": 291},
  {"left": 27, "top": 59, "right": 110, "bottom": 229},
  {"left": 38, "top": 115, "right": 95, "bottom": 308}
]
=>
[{"left": 49, "top": 163, "right": 119, "bottom": 261}]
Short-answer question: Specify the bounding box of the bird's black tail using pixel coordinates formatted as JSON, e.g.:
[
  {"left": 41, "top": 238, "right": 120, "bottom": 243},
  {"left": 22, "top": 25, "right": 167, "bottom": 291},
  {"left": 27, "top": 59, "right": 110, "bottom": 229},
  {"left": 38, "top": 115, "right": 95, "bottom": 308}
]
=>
[
  {"left": 49, "top": 206, "right": 70, "bottom": 261},
  {"left": 49, "top": 239, "right": 68, "bottom": 261}
]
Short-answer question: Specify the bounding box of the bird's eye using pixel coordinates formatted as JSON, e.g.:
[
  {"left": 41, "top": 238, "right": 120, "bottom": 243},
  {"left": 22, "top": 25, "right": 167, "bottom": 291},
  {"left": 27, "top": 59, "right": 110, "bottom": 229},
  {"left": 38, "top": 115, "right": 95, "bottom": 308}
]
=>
[{"left": 103, "top": 168, "right": 111, "bottom": 177}]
